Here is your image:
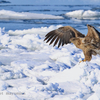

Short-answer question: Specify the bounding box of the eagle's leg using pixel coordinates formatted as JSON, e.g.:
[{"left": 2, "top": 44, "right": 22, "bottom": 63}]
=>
[{"left": 80, "top": 50, "right": 92, "bottom": 63}]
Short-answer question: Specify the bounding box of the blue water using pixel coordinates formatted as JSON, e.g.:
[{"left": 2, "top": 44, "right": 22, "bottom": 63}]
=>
[{"left": 0, "top": 0, "right": 100, "bottom": 34}]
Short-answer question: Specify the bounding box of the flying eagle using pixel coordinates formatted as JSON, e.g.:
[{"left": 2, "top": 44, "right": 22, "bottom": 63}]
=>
[{"left": 44, "top": 24, "right": 100, "bottom": 62}]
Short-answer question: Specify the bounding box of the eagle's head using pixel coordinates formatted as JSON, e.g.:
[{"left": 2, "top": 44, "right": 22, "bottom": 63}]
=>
[{"left": 70, "top": 37, "right": 81, "bottom": 47}]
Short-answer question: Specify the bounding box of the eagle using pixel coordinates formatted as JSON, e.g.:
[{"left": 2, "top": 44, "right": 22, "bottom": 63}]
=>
[{"left": 44, "top": 24, "right": 100, "bottom": 62}]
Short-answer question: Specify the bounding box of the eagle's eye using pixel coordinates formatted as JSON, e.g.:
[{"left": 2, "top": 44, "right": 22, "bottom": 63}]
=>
[{"left": 70, "top": 38, "right": 76, "bottom": 42}]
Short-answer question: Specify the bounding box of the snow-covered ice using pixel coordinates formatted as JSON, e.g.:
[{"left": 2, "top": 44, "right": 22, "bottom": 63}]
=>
[
  {"left": 0, "top": 10, "right": 63, "bottom": 20},
  {"left": 0, "top": 25, "right": 99, "bottom": 100},
  {"left": 65, "top": 10, "right": 100, "bottom": 19}
]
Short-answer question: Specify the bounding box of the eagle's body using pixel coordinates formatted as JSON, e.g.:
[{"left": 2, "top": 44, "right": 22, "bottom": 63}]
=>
[{"left": 44, "top": 24, "right": 100, "bottom": 62}]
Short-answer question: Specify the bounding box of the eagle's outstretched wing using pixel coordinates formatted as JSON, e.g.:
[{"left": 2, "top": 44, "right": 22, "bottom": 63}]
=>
[
  {"left": 86, "top": 24, "right": 100, "bottom": 42},
  {"left": 44, "top": 26, "right": 85, "bottom": 48}
]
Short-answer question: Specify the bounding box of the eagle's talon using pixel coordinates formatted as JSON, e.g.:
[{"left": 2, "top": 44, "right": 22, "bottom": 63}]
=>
[
  {"left": 79, "top": 59, "right": 86, "bottom": 63},
  {"left": 79, "top": 60, "right": 83, "bottom": 63}
]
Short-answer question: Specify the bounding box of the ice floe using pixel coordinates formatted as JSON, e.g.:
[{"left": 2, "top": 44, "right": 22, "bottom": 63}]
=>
[
  {"left": 0, "top": 26, "right": 99, "bottom": 100},
  {"left": 0, "top": 10, "right": 63, "bottom": 20},
  {"left": 65, "top": 10, "right": 100, "bottom": 19}
]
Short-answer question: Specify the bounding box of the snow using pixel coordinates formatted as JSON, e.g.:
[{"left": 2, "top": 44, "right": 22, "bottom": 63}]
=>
[
  {"left": 0, "top": 10, "right": 63, "bottom": 20},
  {"left": 0, "top": 25, "right": 100, "bottom": 100},
  {"left": 65, "top": 10, "right": 100, "bottom": 19},
  {"left": 8, "top": 25, "right": 62, "bottom": 36}
]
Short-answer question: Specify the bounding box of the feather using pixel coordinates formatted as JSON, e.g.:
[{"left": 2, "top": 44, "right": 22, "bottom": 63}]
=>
[{"left": 44, "top": 26, "right": 84, "bottom": 48}]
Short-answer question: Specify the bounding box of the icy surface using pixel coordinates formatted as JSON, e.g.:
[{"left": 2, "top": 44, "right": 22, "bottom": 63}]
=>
[
  {"left": 0, "top": 1, "right": 100, "bottom": 100},
  {"left": 0, "top": 26, "right": 99, "bottom": 100},
  {"left": 0, "top": 10, "right": 63, "bottom": 20},
  {"left": 65, "top": 10, "right": 100, "bottom": 19}
]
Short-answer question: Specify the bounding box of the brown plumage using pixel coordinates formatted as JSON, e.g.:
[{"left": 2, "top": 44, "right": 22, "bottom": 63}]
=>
[{"left": 44, "top": 24, "right": 100, "bottom": 62}]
